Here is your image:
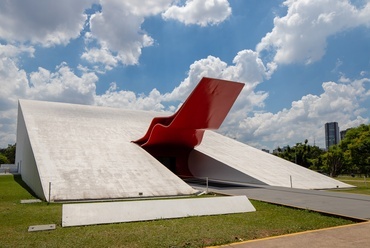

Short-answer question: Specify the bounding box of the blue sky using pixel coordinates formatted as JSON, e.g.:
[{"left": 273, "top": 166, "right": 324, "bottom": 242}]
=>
[{"left": 1, "top": 0, "right": 370, "bottom": 150}]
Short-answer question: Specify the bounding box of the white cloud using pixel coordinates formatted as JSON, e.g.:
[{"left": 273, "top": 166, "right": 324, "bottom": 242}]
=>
[
  {"left": 233, "top": 77, "right": 370, "bottom": 149},
  {"left": 28, "top": 63, "right": 98, "bottom": 104},
  {"left": 0, "top": 44, "right": 35, "bottom": 59},
  {"left": 164, "top": 50, "right": 271, "bottom": 102},
  {"left": 0, "top": 59, "right": 98, "bottom": 147},
  {"left": 94, "top": 83, "right": 165, "bottom": 111},
  {"left": 0, "top": 57, "right": 29, "bottom": 146},
  {"left": 81, "top": 46, "right": 119, "bottom": 71},
  {"left": 0, "top": 0, "right": 95, "bottom": 46},
  {"left": 94, "top": 50, "right": 271, "bottom": 116},
  {"left": 257, "top": 0, "right": 370, "bottom": 64},
  {"left": 162, "top": 0, "right": 232, "bottom": 26},
  {"left": 85, "top": 0, "right": 173, "bottom": 66}
]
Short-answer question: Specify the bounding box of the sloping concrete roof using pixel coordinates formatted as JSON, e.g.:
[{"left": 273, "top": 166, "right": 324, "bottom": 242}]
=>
[
  {"left": 16, "top": 99, "right": 352, "bottom": 202},
  {"left": 16, "top": 99, "right": 196, "bottom": 201},
  {"left": 191, "top": 131, "right": 353, "bottom": 189}
]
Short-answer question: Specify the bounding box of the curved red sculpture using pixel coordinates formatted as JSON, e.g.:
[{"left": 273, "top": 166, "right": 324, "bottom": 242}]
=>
[{"left": 134, "top": 77, "right": 244, "bottom": 148}]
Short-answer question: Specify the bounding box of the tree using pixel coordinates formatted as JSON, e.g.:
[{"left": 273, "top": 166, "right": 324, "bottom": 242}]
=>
[
  {"left": 0, "top": 144, "right": 16, "bottom": 164},
  {"left": 273, "top": 140, "right": 324, "bottom": 169},
  {"left": 340, "top": 124, "right": 370, "bottom": 176},
  {"left": 0, "top": 154, "right": 9, "bottom": 164},
  {"left": 321, "top": 145, "right": 344, "bottom": 177}
]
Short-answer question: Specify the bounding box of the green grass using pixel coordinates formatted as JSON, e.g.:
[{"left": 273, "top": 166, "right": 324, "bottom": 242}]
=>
[
  {"left": 0, "top": 175, "right": 355, "bottom": 248},
  {"left": 333, "top": 175, "right": 370, "bottom": 195}
]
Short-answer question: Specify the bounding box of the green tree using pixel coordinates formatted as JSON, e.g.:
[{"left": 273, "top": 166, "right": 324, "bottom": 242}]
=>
[
  {"left": 321, "top": 145, "right": 344, "bottom": 177},
  {"left": 0, "top": 144, "right": 16, "bottom": 164},
  {"left": 0, "top": 154, "right": 9, "bottom": 164},
  {"left": 273, "top": 140, "right": 324, "bottom": 169},
  {"left": 340, "top": 124, "right": 370, "bottom": 176}
]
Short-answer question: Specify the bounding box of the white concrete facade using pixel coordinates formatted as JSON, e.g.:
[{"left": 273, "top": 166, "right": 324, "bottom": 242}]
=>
[
  {"left": 62, "top": 196, "right": 255, "bottom": 227},
  {"left": 16, "top": 100, "right": 196, "bottom": 201},
  {"left": 190, "top": 131, "right": 353, "bottom": 189},
  {"left": 16, "top": 99, "right": 352, "bottom": 202}
]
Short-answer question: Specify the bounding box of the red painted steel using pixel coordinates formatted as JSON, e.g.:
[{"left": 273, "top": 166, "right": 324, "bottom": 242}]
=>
[{"left": 134, "top": 77, "right": 244, "bottom": 148}]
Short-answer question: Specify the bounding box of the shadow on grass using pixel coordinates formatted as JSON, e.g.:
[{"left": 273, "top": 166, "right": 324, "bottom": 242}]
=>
[{"left": 13, "top": 174, "right": 38, "bottom": 199}]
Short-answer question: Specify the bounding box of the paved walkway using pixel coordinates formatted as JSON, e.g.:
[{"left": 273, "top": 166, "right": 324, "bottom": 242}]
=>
[
  {"left": 217, "top": 221, "right": 370, "bottom": 248},
  {"left": 191, "top": 183, "right": 370, "bottom": 247},
  {"left": 197, "top": 184, "right": 370, "bottom": 220}
]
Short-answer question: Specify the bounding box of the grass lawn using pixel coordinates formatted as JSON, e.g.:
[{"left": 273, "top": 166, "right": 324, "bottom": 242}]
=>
[
  {"left": 0, "top": 175, "right": 355, "bottom": 248},
  {"left": 334, "top": 175, "right": 370, "bottom": 196}
]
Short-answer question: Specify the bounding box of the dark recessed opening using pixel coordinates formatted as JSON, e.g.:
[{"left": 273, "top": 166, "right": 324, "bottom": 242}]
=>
[{"left": 156, "top": 156, "right": 177, "bottom": 174}]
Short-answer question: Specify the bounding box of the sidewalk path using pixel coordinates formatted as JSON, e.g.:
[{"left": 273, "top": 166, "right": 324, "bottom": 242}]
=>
[
  {"left": 196, "top": 184, "right": 370, "bottom": 220},
  {"left": 217, "top": 221, "right": 370, "bottom": 248},
  {"left": 193, "top": 183, "right": 370, "bottom": 248}
]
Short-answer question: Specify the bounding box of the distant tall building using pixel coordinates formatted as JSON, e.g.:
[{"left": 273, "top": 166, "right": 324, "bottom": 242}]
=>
[{"left": 325, "top": 122, "right": 340, "bottom": 150}]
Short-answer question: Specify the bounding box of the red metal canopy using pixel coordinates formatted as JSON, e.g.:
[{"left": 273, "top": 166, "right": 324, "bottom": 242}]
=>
[{"left": 134, "top": 77, "right": 244, "bottom": 148}]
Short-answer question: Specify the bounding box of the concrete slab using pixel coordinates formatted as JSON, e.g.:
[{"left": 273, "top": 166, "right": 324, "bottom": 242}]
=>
[
  {"left": 28, "top": 224, "right": 56, "bottom": 232},
  {"left": 62, "top": 196, "right": 255, "bottom": 227},
  {"left": 21, "top": 199, "right": 42, "bottom": 204}
]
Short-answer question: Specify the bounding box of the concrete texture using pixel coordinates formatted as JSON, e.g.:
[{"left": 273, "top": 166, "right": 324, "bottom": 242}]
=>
[
  {"left": 16, "top": 100, "right": 196, "bottom": 201},
  {"left": 193, "top": 131, "right": 353, "bottom": 189},
  {"left": 16, "top": 99, "right": 351, "bottom": 202},
  {"left": 62, "top": 195, "right": 255, "bottom": 227},
  {"left": 28, "top": 224, "right": 56, "bottom": 232}
]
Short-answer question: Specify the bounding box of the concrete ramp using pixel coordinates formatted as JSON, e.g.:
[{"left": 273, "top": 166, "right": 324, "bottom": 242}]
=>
[
  {"left": 16, "top": 100, "right": 196, "bottom": 201},
  {"left": 190, "top": 131, "right": 353, "bottom": 189},
  {"left": 62, "top": 196, "right": 255, "bottom": 227}
]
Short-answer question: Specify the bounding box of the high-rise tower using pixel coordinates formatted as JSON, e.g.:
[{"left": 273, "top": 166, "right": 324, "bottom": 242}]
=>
[{"left": 325, "top": 122, "right": 340, "bottom": 150}]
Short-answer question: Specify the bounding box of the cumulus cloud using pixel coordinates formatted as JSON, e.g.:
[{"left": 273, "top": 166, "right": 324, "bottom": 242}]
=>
[
  {"left": 232, "top": 77, "right": 370, "bottom": 149},
  {"left": 83, "top": 0, "right": 173, "bottom": 67},
  {"left": 0, "top": 0, "right": 94, "bottom": 46},
  {"left": 29, "top": 63, "right": 98, "bottom": 104},
  {"left": 257, "top": 0, "right": 370, "bottom": 64},
  {"left": 93, "top": 50, "right": 270, "bottom": 111},
  {"left": 0, "top": 58, "right": 98, "bottom": 147},
  {"left": 94, "top": 83, "right": 165, "bottom": 111},
  {"left": 162, "top": 0, "right": 232, "bottom": 26},
  {"left": 164, "top": 50, "right": 271, "bottom": 102},
  {"left": 0, "top": 44, "right": 35, "bottom": 59},
  {"left": 0, "top": 0, "right": 233, "bottom": 71}
]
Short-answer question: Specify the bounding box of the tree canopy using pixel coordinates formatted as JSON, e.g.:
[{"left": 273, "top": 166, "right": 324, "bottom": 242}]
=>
[
  {"left": 273, "top": 123, "right": 370, "bottom": 177},
  {"left": 0, "top": 144, "right": 16, "bottom": 164}
]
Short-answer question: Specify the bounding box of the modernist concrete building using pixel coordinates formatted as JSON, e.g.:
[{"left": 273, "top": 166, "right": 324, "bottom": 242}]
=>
[{"left": 15, "top": 78, "right": 352, "bottom": 202}]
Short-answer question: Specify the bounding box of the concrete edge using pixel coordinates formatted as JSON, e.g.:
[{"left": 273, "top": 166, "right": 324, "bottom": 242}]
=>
[{"left": 62, "top": 195, "right": 256, "bottom": 227}]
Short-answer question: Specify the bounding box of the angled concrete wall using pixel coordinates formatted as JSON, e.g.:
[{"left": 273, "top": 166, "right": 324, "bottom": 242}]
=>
[
  {"left": 191, "top": 131, "right": 353, "bottom": 189},
  {"left": 15, "top": 103, "right": 44, "bottom": 198},
  {"left": 16, "top": 99, "right": 352, "bottom": 203},
  {"left": 16, "top": 100, "right": 197, "bottom": 201}
]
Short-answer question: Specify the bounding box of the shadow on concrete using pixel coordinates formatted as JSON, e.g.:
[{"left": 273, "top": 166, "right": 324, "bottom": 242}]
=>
[{"left": 13, "top": 174, "right": 38, "bottom": 199}]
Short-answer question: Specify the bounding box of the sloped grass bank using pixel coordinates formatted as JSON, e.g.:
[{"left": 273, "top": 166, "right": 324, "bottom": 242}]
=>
[{"left": 0, "top": 175, "right": 354, "bottom": 247}]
